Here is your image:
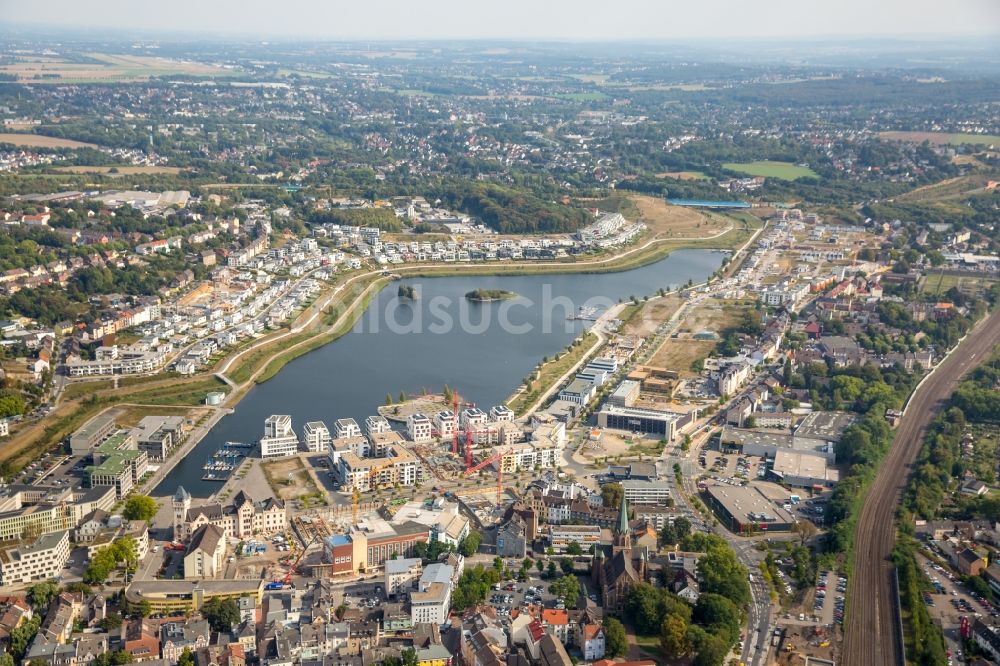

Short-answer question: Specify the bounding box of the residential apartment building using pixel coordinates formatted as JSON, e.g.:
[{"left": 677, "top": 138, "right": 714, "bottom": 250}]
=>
[
  {"left": 260, "top": 415, "right": 299, "bottom": 458},
  {"left": 339, "top": 445, "right": 419, "bottom": 491},
  {"left": 335, "top": 418, "right": 362, "bottom": 439},
  {"left": 302, "top": 421, "right": 331, "bottom": 454},
  {"left": 406, "top": 414, "right": 433, "bottom": 443}
]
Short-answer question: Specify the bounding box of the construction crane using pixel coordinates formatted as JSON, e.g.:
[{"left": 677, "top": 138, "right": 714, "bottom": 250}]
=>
[
  {"left": 451, "top": 393, "right": 459, "bottom": 455},
  {"left": 351, "top": 460, "right": 394, "bottom": 524},
  {"left": 280, "top": 534, "right": 320, "bottom": 586},
  {"left": 463, "top": 448, "right": 508, "bottom": 506}
]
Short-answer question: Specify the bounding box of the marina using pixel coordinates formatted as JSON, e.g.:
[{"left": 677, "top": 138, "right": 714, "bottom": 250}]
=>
[{"left": 200, "top": 444, "right": 248, "bottom": 482}]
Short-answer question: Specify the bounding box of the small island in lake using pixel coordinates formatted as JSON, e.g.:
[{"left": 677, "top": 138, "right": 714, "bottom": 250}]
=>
[
  {"left": 398, "top": 284, "right": 417, "bottom": 300},
  {"left": 465, "top": 289, "right": 518, "bottom": 302}
]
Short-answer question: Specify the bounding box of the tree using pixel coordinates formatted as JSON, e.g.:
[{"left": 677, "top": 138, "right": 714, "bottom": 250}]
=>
[
  {"left": 693, "top": 593, "right": 742, "bottom": 645},
  {"left": 546, "top": 561, "right": 557, "bottom": 578},
  {"left": 566, "top": 541, "right": 583, "bottom": 556},
  {"left": 560, "top": 558, "right": 575, "bottom": 574},
  {"left": 399, "top": 391, "right": 406, "bottom": 403},
  {"left": 660, "top": 615, "right": 690, "bottom": 660},
  {"left": 550, "top": 574, "right": 582, "bottom": 608},
  {"left": 604, "top": 618, "right": 628, "bottom": 658},
  {"left": 601, "top": 483, "right": 623, "bottom": 508},
  {"left": 177, "top": 649, "right": 195, "bottom": 666},
  {"left": 691, "top": 633, "right": 729, "bottom": 666},
  {"left": 122, "top": 495, "right": 158, "bottom": 522},
  {"left": 793, "top": 520, "right": 819, "bottom": 546},
  {"left": 401, "top": 648, "right": 418, "bottom": 666},
  {"left": 697, "top": 546, "right": 750, "bottom": 607},
  {"left": 200, "top": 597, "right": 240, "bottom": 632},
  {"left": 26, "top": 581, "right": 59, "bottom": 609},
  {"left": 100, "top": 613, "right": 124, "bottom": 631},
  {"left": 459, "top": 532, "right": 481, "bottom": 557},
  {"left": 0, "top": 653, "right": 14, "bottom": 666}
]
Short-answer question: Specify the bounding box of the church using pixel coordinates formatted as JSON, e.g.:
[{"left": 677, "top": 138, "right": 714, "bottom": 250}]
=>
[
  {"left": 172, "top": 486, "right": 287, "bottom": 541},
  {"left": 591, "top": 494, "right": 647, "bottom": 615}
]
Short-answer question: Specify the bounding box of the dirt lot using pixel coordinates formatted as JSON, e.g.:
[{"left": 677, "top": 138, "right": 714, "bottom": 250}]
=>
[
  {"left": 622, "top": 295, "right": 684, "bottom": 337},
  {"left": 630, "top": 194, "right": 727, "bottom": 239},
  {"left": 649, "top": 339, "right": 716, "bottom": 377},
  {"left": 113, "top": 405, "right": 204, "bottom": 428},
  {"left": 0, "top": 133, "right": 97, "bottom": 149},
  {"left": 261, "top": 457, "right": 324, "bottom": 502},
  {"left": 646, "top": 296, "right": 745, "bottom": 375}
]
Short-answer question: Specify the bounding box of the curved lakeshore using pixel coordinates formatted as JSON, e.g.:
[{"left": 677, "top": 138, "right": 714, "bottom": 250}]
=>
[{"left": 155, "top": 248, "right": 728, "bottom": 497}]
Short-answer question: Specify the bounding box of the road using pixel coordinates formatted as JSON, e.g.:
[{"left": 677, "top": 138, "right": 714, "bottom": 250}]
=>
[{"left": 843, "top": 308, "right": 1000, "bottom": 666}]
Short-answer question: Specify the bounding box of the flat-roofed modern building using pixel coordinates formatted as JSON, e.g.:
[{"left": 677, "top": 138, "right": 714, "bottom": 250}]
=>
[
  {"left": 335, "top": 418, "right": 362, "bottom": 439},
  {"left": 123, "top": 579, "right": 265, "bottom": 613},
  {"left": 70, "top": 414, "right": 117, "bottom": 455},
  {"left": 719, "top": 425, "right": 835, "bottom": 463},
  {"left": 406, "top": 414, "right": 433, "bottom": 443},
  {"left": 621, "top": 479, "right": 672, "bottom": 506},
  {"left": 596, "top": 404, "right": 693, "bottom": 440},
  {"left": 770, "top": 450, "right": 840, "bottom": 489},
  {"left": 547, "top": 524, "right": 603, "bottom": 553},
  {"left": 558, "top": 378, "right": 596, "bottom": 405},
  {"left": 0, "top": 530, "right": 70, "bottom": 584},
  {"left": 702, "top": 483, "right": 797, "bottom": 533},
  {"left": 302, "top": 421, "right": 331, "bottom": 454},
  {"left": 260, "top": 414, "right": 298, "bottom": 458}
]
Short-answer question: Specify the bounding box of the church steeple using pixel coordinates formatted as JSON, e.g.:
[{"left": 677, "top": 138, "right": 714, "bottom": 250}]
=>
[{"left": 614, "top": 493, "right": 632, "bottom": 551}]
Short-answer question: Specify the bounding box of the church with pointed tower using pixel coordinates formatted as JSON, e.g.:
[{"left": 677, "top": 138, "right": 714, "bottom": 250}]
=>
[{"left": 591, "top": 493, "right": 647, "bottom": 615}]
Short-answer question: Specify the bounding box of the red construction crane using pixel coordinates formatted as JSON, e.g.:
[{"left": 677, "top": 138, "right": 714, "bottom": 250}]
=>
[
  {"left": 463, "top": 448, "right": 508, "bottom": 505},
  {"left": 451, "top": 393, "right": 459, "bottom": 455}
]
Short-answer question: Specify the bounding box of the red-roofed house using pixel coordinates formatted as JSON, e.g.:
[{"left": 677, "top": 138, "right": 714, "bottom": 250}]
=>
[
  {"left": 579, "top": 623, "right": 605, "bottom": 661},
  {"left": 542, "top": 608, "right": 570, "bottom": 644}
]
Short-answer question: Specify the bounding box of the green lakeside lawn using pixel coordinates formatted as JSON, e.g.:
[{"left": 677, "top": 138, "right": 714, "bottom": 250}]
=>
[{"left": 723, "top": 160, "right": 819, "bottom": 181}]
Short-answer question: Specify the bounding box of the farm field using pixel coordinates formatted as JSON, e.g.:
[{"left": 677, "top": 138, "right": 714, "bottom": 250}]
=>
[
  {"left": 52, "top": 165, "right": 185, "bottom": 175},
  {"left": 879, "top": 131, "right": 1000, "bottom": 146},
  {"left": 0, "top": 52, "right": 231, "bottom": 83},
  {"left": 723, "top": 160, "right": 818, "bottom": 181},
  {"left": 0, "top": 133, "right": 97, "bottom": 149}
]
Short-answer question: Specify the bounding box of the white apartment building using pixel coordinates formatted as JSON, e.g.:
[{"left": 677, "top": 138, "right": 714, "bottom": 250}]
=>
[
  {"left": 490, "top": 405, "right": 514, "bottom": 422},
  {"left": 261, "top": 415, "right": 299, "bottom": 458},
  {"left": 406, "top": 414, "right": 433, "bottom": 443},
  {"left": 410, "top": 582, "right": 451, "bottom": 625},
  {"left": 335, "top": 418, "right": 362, "bottom": 439},
  {"left": 434, "top": 411, "right": 456, "bottom": 439},
  {"left": 0, "top": 530, "right": 70, "bottom": 584},
  {"left": 365, "top": 415, "right": 391, "bottom": 437},
  {"left": 384, "top": 557, "right": 423, "bottom": 597},
  {"left": 460, "top": 408, "right": 488, "bottom": 430},
  {"left": 302, "top": 421, "right": 331, "bottom": 454}
]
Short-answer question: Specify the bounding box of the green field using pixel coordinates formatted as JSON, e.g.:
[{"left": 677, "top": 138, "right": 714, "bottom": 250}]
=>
[
  {"left": 921, "top": 272, "right": 997, "bottom": 297},
  {"left": 723, "top": 160, "right": 818, "bottom": 181}
]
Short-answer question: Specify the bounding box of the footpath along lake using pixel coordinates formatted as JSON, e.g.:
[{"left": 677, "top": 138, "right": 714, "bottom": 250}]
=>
[{"left": 156, "top": 248, "right": 724, "bottom": 496}]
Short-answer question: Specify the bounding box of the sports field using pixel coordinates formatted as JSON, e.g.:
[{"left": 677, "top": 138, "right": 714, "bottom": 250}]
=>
[
  {"left": 0, "top": 133, "right": 97, "bottom": 149},
  {"left": 723, "top": 160, "right": 818, "bottom": 181},
  {"left": 879, "top": 131, "right": 1000, "bottom": 146}
]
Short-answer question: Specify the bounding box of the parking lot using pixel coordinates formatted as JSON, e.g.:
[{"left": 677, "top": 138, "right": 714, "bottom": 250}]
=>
[{"left": 917, "top": 553, "right": 991, "bottom": 664}]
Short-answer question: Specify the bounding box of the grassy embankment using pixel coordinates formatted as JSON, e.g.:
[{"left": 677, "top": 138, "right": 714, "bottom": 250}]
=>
[{"left": 507, "top": 331, "right": 597, "bottom": 416}]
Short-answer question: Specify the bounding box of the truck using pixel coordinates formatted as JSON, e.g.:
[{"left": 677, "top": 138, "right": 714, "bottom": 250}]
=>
[{"left": 265, "top": 582, "right": 289, "bottom": 591}]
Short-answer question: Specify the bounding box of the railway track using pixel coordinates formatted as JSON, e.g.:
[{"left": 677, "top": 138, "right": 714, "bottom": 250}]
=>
[{"left": 843, "top": 309, "right": 1000, "bottom": 666}]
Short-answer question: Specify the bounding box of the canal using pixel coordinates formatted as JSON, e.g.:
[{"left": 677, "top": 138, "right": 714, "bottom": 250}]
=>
[{"left": 156, "top": 248, "right": 725, "bottom": 496}]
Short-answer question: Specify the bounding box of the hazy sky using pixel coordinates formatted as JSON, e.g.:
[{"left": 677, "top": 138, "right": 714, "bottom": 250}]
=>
[{"left": 2, "top": 0, "right": 999, "bottom": 40}]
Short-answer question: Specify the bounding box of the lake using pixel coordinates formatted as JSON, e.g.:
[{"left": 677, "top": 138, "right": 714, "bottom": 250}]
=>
[{"left": 156, "top": 248, "right": 724, "bottom": 497}]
